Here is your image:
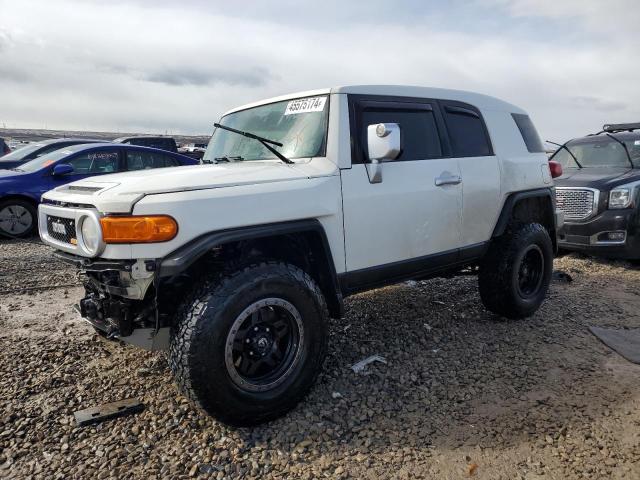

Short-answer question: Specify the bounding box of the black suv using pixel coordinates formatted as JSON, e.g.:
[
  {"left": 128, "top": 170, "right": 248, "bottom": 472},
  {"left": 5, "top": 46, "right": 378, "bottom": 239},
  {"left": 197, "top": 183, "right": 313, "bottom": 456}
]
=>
[
  {"left": 551, "top": 123, "right": 640, "bottom": 260},
  {"left": 113, "top": 136, "right": 178, "bottom": 153}
]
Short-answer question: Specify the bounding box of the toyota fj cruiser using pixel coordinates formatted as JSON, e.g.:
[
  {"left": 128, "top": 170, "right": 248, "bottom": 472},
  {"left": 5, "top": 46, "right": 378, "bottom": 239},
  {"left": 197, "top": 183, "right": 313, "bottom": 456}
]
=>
[{"left": 39, "top": 86, "right": 562, "bottom": 425}]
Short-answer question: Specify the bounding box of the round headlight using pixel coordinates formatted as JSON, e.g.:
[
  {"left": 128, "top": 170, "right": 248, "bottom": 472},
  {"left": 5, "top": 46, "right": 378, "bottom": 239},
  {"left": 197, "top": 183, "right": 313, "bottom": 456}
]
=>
[{"left": 81, "top": 216, "right": 101, "bottom": 255}]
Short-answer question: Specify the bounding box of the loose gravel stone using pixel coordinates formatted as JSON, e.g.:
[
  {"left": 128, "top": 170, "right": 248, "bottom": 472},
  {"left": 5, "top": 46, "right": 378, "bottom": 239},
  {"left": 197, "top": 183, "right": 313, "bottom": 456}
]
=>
[{"left": 1, "top": 240, "right": 640, "bottom": 479}]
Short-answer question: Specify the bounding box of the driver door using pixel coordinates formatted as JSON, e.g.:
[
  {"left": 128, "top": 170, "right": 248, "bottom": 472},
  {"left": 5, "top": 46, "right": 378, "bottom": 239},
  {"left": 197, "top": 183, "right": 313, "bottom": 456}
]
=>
[{"left": 340, "top": 98, "right": 463, "bottom": 289}]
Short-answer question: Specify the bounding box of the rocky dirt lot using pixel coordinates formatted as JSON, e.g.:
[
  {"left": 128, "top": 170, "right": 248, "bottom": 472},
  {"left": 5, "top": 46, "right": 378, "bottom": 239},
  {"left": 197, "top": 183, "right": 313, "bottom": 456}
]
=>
[{"left": 1, "top": 240, "right": 640, "bottom": 479}]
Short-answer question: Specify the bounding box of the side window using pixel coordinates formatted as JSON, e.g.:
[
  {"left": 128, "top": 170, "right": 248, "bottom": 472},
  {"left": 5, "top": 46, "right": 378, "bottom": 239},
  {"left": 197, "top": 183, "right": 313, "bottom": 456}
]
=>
[
  {"left": 443, "top": 104, "right": 493, "bottom": 157},
  {"left": 65, "top": 150, "right": 120, "bottom": 174},
  {"left": 126, "top": 150, "right": 178, "bottom": 170},
  {"left": 159, "top": 154, "right": 179, "bottom": 166},
  {"left": 360, "top": 106, "right": 442, "bottom": 161},
  {"left": 512, "top": 113, "right": 544, "bottom": 153}
]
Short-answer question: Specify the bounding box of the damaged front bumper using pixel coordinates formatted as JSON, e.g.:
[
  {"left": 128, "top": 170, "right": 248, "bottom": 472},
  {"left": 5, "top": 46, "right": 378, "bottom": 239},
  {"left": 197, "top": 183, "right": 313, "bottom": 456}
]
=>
[{"left": 56, "top": 251, "right": 170, "bottom": 350}]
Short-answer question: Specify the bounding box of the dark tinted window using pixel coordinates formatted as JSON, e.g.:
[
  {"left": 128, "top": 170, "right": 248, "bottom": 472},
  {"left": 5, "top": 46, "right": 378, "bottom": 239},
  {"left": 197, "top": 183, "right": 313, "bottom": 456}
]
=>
[
  {"left": 125, "top": 138, "right": 177, "bottom": 152},
  {"left": 443, "top": 105, "right": 492, "bottom": 157},
  {"left": 512, "top": 113, "right": 544, "bottom": 153},
  {"left": 361, "top": 107, "right": 442, "bottom": 161},
  {"left": 65, "top": 150, "right": 120, "bottom": 174},
  {"left": 126, "top": 150, "right": 179, "bottom": 170}
]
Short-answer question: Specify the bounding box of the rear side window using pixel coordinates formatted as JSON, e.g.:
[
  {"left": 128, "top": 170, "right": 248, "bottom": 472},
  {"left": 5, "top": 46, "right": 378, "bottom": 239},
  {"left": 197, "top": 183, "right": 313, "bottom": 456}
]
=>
[
  {"left": 443, "top": 105, "right": 492, "bottom": 157},
  {"left": 127, "top": 138, "right": 176, "bottom": 152},
  {"left": 360, "top": 107, "right": 442, "bottom": 161},
  {"left": 512, "top": 113, "right": 544, "bottom": 153},
  {"left": 126, "top": 150, "right": 179, "bottom": 170}
]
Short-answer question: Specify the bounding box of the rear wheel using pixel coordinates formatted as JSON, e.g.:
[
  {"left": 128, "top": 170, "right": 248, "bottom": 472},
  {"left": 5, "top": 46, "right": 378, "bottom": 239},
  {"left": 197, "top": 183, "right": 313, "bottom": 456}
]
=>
[
  {"left": 0, "top": 199, "right": 37, "bottom": 238},
  {"left": 478, "top": 223, "right": 553, "bottom": 319},
  {"left": 170, "top": 261, "right": 328, "bottom": 426}
]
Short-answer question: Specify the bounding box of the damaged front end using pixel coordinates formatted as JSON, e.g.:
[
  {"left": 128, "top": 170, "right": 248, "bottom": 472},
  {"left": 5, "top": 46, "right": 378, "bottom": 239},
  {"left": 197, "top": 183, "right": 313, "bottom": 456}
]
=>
[{"left": 58, "top": 252, "right": 170, "bottom": 350}]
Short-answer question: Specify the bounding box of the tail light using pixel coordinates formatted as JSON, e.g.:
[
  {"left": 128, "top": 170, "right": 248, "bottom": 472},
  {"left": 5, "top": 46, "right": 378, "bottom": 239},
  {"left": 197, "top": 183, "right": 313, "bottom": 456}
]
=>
[{"left": 548, "top": 160, "right": 563, "bottom": 179}]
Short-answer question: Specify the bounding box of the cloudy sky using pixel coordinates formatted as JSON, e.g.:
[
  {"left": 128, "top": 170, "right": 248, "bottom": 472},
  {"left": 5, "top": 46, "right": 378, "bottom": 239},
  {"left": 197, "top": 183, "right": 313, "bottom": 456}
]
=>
[{"left": 1, "top": 0, "right": 638, "bottom": 142}]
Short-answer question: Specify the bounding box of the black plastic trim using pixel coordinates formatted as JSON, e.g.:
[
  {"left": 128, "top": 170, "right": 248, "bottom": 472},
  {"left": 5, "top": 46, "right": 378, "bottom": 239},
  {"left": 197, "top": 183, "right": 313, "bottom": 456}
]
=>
[
  {"left": 54, "top": 251, "right": 135, "bottom": 272},
  {"left": 444, "top": 105, "right": 480, "bottom": 118},
  {"left": 492, "top": 187, "right": 556, "bottom": 238},
  {"left": 158, "top": 219, "right": 344, "bottom": 316},
  {"left": 339, "top": 242, "right": 487, "bottom": 295}
]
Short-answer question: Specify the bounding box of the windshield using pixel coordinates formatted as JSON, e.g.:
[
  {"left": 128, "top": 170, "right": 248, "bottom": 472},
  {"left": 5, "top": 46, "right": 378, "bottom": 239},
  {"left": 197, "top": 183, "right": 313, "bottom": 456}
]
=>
[
  {"left": 203, "top": 95, "right": 329, "bottom": 163},
  {"left": 17, "top": 148, "right": 75, "bottom": 172},
  {"left": 0, "top": 143, "right": 44, "bottom": 162},
  {"left": 552, "top": 136, "right": 640, "bottom": 168}
]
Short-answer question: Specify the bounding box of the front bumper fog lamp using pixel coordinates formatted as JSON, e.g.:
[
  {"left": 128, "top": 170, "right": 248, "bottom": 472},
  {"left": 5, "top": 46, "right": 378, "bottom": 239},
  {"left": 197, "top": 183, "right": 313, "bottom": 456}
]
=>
[
  {"left": 606, "top": 231, "right": 626, "bottom": 241},
  {"left": 593, "top": 231, "right": 627, "bottom": 245}
]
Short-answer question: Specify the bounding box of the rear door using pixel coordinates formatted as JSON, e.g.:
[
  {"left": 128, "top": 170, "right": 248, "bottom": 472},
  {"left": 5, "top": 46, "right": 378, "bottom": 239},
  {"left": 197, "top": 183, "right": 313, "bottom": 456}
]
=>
[
  {"left": 441, "top": 101, "right": 500, "bottom": 250},
  {"left": 340, "top": 96, "right": 463, "bottom": 282}
]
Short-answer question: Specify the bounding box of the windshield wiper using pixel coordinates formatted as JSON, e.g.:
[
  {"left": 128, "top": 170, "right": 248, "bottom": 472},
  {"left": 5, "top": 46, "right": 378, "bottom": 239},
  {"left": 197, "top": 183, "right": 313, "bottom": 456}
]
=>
[
  {"left": 213, "top": 156, "right": 244, "bottom": 163},
  {"left": 547, "top": 140, "right": 582, "bottom": 168},
  {"left": 213, "top": 123, "right": 294, "bottom": 164},
  {"left": 604, "top": 133, "right": 634, "bottom": 168}
]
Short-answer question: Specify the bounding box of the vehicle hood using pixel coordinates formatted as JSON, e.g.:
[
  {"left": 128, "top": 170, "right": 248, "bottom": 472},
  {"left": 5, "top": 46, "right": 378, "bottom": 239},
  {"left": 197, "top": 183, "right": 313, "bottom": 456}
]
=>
[
  {"left": 42, "top": 159, "right": 337, "bottom": 213},
  {"left": 555, "top": 167, "right": 639, "bottom": 190}
]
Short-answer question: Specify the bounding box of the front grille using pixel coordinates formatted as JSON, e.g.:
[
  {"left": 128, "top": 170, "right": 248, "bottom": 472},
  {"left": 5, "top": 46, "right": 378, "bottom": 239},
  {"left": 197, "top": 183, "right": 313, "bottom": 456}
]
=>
[
  {"left": 46, "top": 215, "right": 76, "bottom": 244},
  {"left": 555, "top": 188, "right": 597, "bottom": 221}
]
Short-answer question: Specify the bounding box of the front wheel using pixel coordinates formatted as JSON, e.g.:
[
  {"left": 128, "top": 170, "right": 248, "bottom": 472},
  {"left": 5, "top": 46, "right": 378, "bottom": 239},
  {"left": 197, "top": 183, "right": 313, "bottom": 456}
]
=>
[
  {"left": 169, "top": 261, "right": 328, "bottom": 426},
  {"left": 0, "top": 199, "right": 37, "bottom": 238},
  {"left": 478, "top": 223, "right": 553, "bottom": 319}
]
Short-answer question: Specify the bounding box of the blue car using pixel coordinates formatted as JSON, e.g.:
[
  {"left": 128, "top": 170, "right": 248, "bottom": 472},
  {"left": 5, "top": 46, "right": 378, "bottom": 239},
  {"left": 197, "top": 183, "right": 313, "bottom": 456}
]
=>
[{"left": 0, "top": 143, "right": 199, "bottom": 237}]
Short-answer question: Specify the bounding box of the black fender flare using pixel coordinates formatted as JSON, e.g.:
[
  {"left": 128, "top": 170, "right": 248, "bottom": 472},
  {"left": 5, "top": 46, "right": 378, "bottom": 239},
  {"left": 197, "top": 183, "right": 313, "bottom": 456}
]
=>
[
  {"left": 157, "top": 219, "right": 344, "bottom": 317},
  {"left": 491, "top": 187, "right": 557, "bottom": 246}
]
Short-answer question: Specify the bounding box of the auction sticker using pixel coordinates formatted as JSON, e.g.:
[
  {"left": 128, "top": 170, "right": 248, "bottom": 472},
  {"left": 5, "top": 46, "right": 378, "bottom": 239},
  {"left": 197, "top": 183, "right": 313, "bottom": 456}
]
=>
[{"left": 284, "top": 96, "right": 326, "bottom": 115}]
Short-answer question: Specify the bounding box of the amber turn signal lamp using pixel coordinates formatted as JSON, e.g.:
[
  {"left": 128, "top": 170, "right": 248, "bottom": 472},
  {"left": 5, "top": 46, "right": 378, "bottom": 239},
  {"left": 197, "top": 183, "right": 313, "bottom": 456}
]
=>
[{"left": 100, "top": 215, "right": 178, "bottom": 243}]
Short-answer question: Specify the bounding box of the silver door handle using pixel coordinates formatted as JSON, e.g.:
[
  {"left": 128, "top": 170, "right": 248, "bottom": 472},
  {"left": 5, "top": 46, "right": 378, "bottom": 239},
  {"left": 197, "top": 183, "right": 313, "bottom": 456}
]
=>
[{"left": 434, "top": 175, "right": 462, "bottom": 186}]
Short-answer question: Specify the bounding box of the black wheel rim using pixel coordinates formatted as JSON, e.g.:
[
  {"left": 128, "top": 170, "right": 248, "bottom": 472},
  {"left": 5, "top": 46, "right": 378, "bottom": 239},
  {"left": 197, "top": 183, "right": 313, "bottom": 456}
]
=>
[
  {"left": 225, "top": 298, "right": 304, "bottom": 392},
  {"left": 517, "top": 245, "right": 544, "bottom": 298}
]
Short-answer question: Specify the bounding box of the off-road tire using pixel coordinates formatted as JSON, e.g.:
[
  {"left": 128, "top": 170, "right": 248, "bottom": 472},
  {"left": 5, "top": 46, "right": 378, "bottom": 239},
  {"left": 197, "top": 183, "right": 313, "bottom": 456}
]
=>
[
  {"left": 0, "top": 199, "right": 37, "bottom": 238},
  {"left": 169, "top": 261, "right": 328, "bottom": 426},
  {"left": 478, "top": 223, "right": 553, "bottom": 319}
]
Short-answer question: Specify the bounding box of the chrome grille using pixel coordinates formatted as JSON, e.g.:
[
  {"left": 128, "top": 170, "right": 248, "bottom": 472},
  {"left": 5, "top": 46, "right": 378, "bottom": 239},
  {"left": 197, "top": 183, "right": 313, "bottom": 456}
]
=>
[
  {"left": 555, "top": 188, "right": 598, "bottom": 221},
  {"left": 46, "top": 215, "right": 76, "bottom": 244}
]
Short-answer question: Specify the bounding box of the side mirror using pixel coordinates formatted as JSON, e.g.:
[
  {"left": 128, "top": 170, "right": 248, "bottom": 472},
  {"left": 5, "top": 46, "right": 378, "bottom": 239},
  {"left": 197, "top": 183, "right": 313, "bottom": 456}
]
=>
[
  {"left": 366, "top": 123, "right": 401, "bottom": 184},
  {"left": 52, "top": 163, "right": 74, "bottom": 176}
]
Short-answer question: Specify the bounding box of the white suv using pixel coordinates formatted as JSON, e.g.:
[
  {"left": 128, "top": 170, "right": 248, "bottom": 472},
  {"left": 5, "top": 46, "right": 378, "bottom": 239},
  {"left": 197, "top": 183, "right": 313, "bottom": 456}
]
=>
[{"left": 39, "top": 85, "right": 562, "bottom": 425}]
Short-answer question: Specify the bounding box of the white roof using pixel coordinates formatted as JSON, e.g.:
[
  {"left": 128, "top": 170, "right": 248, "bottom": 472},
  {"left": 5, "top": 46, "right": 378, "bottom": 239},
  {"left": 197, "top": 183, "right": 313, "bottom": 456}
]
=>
[{"left": 223, "top": 85, "right": 525, "bottom": 116}]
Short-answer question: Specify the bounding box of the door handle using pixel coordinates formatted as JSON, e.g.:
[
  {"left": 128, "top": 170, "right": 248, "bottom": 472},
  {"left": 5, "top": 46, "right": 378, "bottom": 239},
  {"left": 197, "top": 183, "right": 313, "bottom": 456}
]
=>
[{"left": 434, "top": 174, "right": 462, "bottom": 186}]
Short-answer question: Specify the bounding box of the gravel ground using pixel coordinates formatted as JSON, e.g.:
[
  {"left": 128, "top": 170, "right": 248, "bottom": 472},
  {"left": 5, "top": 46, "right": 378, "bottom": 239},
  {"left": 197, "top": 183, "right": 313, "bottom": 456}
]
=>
[{"left": 1, "top": 239, "right": 640, "bottom": 479}]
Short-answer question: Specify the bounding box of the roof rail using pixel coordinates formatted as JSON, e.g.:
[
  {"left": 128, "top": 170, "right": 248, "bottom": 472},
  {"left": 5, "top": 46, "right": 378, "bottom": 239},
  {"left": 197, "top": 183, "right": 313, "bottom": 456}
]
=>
[{"left": 603, "top": 122, "right": 640, "bottom": 133}]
